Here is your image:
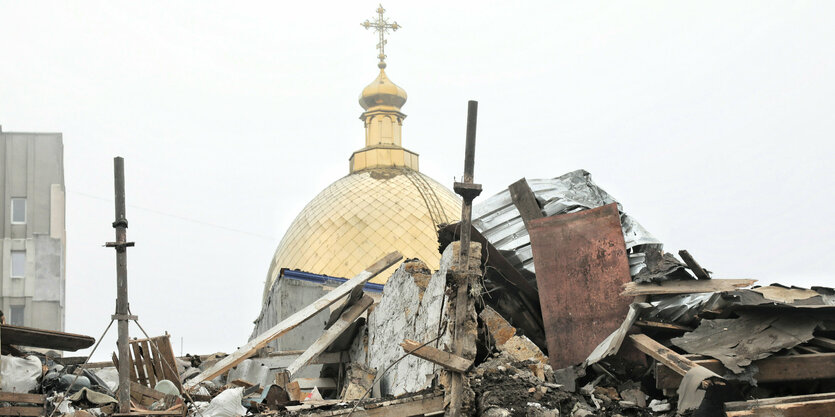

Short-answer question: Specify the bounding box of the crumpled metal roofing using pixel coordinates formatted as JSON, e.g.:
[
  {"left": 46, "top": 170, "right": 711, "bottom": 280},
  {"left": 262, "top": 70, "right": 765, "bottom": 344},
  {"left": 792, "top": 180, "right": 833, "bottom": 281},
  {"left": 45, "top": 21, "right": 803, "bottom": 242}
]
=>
[{"left": 472, "top": 169, "right": 662, "bottom": 279}]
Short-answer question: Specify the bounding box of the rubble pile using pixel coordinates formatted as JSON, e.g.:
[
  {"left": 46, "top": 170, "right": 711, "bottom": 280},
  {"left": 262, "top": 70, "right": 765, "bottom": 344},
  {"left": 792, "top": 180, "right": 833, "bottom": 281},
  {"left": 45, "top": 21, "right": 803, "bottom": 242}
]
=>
[{"left": 2, "top": 170, "right": 833, "bottom": 417}]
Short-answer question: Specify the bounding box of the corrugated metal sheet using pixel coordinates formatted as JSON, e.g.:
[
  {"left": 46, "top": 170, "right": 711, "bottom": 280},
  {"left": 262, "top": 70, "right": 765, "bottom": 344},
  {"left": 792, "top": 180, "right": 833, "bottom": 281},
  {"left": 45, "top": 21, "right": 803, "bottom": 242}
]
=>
[{"left": 472, "top": 170, "right": 662, "bottom": 280}]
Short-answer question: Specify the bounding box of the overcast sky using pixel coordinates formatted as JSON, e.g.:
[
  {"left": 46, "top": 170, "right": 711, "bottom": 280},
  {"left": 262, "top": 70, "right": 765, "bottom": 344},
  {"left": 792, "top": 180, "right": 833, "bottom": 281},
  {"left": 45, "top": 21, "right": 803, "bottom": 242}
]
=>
[{"left": 1, "top": 1, "right": 833, "bottom": 359}]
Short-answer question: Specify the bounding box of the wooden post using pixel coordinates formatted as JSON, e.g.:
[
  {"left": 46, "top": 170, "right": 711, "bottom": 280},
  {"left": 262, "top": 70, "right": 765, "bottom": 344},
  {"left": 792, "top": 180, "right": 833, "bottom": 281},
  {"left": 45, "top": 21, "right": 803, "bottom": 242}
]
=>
[
  {"left": 106, "top": 157, "right": 135, "bottom": 413},
  {"left": 449, "top": 101, "right": 483, "bottom": 417}
]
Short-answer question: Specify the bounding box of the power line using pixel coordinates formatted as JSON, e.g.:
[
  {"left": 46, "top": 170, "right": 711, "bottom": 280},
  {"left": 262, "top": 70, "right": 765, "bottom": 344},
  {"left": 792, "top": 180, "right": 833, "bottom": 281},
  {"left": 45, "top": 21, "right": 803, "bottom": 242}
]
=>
[{"left": 69, "top": 190, "right": 278, "bottom": 242}]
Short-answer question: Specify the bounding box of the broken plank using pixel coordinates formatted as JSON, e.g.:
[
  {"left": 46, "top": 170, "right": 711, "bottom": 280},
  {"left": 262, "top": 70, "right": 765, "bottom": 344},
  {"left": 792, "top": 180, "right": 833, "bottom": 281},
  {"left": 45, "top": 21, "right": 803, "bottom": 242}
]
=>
[
  {"left": 678, "top": 250, "right": 711, "bottom": 280},
  {"left": 508, "top": 178, "right": 543, "bottom": 230},
  {"left": 725, "top": 394, "right": 835, "bottom": 416},
  {"left": 656, "top": 352, "right": 835, "bottom": 390},
  {"left": 621, "top": 279, "right": 756, "bottom": 296},
  {"left": 286, "top": 295, "right": 374, "bottom": 377},
  {"left": 400, "top": 339, "right": 473, "bottom": 373},
  {"left": 629, "top": 334, "right": 712, "bottom": 377},
  {"left": 183, "top": 251, "right": 401, "bottom": 391}
]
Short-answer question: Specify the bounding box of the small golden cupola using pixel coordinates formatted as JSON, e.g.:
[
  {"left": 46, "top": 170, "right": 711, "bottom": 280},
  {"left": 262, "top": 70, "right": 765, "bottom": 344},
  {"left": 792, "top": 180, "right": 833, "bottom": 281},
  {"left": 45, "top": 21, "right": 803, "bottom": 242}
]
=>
[{"left": 350, "top": 5, "right": 419, "bottom": 173}]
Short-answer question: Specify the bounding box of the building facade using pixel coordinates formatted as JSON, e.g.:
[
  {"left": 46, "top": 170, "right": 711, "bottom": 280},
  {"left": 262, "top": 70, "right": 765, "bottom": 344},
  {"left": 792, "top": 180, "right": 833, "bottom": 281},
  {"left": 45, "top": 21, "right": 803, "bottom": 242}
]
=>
[{"left": 0, "top": 127, "right": 66, "bottom": 330}]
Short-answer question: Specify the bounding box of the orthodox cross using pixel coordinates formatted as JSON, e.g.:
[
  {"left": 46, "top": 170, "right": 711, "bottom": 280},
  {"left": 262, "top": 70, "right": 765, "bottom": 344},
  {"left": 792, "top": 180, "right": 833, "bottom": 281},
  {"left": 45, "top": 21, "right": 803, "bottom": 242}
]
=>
[{"left": 361, "top": 4, "right": 400, "bottom": 67}]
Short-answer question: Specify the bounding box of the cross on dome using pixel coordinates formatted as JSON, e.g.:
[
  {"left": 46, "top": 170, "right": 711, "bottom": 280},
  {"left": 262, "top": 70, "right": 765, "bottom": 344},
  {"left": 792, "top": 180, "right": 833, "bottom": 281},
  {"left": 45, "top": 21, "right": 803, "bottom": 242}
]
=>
[{"left": 361, "top": 4, "right": 401, "bottom": 69}]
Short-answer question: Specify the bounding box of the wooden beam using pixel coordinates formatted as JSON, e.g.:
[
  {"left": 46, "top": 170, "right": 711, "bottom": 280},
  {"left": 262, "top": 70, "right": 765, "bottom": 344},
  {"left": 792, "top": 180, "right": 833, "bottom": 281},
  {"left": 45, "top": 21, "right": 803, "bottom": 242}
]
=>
[
  {"left": 183, "top": 252, "right": 401, "bottom": 391},
  {"left": 725, "top": 392, "right": 835, "bottom": 416},
  {"left": 621, "top": 279, "right": 756, "bottom": 296},
  {"left": 629, "top": 334, "right": 712, "bottom": 377},
  {"left": 678, "top": 250, "right": 711, "bottom": 280},
  {"left": 656, "top": 352, "right": 835, "bottom": 390},
  {"left": 286, "top": 295, "right": 374, "bottom": 377},
  {"left": 0, "top": 392, "right": 45, "bottom": 404},
  {"left": 400, "top": 339, "right": 473, "bottom": 373},
  {"left": 811, "top": 336, "right": 835, "bottom": 351},
  {"left": 508, "top": 178, "right": 543, "bottom": 230},
  {"left": 0, "top": 407, "right": 43, "bottom": 416}
]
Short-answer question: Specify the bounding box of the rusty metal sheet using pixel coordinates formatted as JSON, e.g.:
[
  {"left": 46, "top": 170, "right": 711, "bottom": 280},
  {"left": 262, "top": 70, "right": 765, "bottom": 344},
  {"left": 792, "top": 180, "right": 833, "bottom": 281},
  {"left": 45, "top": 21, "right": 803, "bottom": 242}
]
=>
[{"left": 528, "top": 203, "right": 633, "bottom": 369}]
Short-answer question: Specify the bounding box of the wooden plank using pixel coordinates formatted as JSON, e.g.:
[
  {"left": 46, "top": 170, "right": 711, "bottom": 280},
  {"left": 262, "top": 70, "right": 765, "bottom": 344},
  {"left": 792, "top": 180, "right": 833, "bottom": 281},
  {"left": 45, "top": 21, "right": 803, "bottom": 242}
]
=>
[
  {"left": 0, "top": 407, "right": 43, "bottom": 416},
  {"left": 635, "top": 320, "right": 693, "bottom": 332},
  {"left": 131, "top": 341, "right": 149, "bottom": 386},
  {"left": 130, "top": 381, "right": 163, "bottom": 408},
  {"left": 112, "top": 412, "right": 184, "bottom": 416},
  {"left": 293, "top": 378, "right": 336, "bottom": 389},
  {"left": 286, "top": 295, "right": 374, "bottom": 377},
  {"left": 621, "top": 279, "right": 756, "bottom": 296},
  {"left": 811, "top": 336, "right": 835, "bottom": 351},
  {"left": 130, "top": 381, "right": 165, "bottom": 401},
  {"left": 123, "top": 350, "right": 138, "bottom": 383},
  {"left": 286, "top": 381, "right": 302, "bottom": 402},
  {"left": 0, "top": 324, "right": 95, "bottom": 351},
  {"left": 140, "top": 340, "right": 157, "bottom": 388},
  {"left": 0, "top": 392, "right": 45, "bottom": 403},
  {"left": 149, "top": 340, "right": 165, "bottom": 388},
  {"left": 508, "top": 178, "right": 543, "bottom": 230},
  {"left": 629, "top": 334, "right": 707, "bottom": 377},
  {"left": 400, "top": 339, "right": 473, "bottom": 373},
  {"left": 656, "top": 352, "right": 835, "bottom": 389},
  {"left": 725, "top": 397, "right": 835, "bottom": 416},
  {"left": 725, "top": 392, "right": 835, "bottom": 411},
  {"left": 152, "top": 335, "right": 182, "bottom": 391},
  {"left": 183, "top": 252, "right": 402, "bottom": 391},
  {"left": 678, "top": 250, "right": 711, "bottom": 280}
]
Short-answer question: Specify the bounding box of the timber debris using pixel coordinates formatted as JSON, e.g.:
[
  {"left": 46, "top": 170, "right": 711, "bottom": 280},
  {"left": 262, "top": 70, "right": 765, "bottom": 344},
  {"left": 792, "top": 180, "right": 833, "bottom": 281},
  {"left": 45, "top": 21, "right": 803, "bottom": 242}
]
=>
[{"left": 2, "top": 147, "right": 832, "bottom": 417}]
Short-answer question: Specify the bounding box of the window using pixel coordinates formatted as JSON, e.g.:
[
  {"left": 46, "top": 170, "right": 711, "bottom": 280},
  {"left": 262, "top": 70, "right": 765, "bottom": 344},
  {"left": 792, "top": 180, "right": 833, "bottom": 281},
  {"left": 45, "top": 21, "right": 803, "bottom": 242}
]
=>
[
  {"left": 11, "top": 251, "right": 25, "bottom": 278},
  {"left": 11, "top": 198, "right": 26, "bottom": 224},
  {"left": 10, "top": 305, "right": 24, "bottom": 326}
]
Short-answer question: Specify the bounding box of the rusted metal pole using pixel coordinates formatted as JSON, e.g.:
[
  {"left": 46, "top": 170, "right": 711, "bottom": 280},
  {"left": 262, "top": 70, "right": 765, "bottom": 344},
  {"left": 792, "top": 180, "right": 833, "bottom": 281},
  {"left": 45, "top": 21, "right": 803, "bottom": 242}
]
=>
[
  {"left": 449, "top": 101, "right": 483, "bottom": 417},
  {"left": 106, "top": 157, "right": 135, "bottom": 413}
]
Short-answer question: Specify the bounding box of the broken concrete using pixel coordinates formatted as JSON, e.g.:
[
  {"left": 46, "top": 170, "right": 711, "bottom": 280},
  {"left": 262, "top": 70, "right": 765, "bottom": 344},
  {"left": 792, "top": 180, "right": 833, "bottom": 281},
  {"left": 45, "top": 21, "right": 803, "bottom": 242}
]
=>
[{"left": 480, "top": 306, "right": 546, "bottom": 365}]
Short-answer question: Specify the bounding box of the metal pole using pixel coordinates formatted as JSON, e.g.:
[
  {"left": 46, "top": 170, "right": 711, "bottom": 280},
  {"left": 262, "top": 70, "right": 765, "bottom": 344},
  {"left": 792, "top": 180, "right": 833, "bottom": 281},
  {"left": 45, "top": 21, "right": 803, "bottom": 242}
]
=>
[
  {"left": 106, "top": 157, "right": 135, "bottom": 413},
  {"left": 449, "top": 101, "right": 483, "bottom": 417}
]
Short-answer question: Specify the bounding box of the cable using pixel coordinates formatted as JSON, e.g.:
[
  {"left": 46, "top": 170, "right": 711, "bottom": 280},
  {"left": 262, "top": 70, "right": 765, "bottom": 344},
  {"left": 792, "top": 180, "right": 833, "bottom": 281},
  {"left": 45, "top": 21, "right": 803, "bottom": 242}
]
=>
[
  {"left": 47, "top": 319, "right": 115, "bottom": 417},
  {"left": 69, "top": 190, "right": 277, "bottom": 241}
]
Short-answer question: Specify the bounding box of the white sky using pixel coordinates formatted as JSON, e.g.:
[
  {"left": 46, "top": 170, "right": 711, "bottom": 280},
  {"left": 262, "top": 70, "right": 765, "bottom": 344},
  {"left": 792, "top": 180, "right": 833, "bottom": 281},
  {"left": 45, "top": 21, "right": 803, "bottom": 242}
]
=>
[{"left": 1, "top": 1, "right": 833, "bottom": 359}]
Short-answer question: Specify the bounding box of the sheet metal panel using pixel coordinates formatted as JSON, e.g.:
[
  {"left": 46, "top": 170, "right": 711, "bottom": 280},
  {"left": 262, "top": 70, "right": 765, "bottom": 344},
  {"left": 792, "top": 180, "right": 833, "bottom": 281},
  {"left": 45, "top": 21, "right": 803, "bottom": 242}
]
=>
[{"left": 528, "top": 203, "right": 633, "bottom": 369}]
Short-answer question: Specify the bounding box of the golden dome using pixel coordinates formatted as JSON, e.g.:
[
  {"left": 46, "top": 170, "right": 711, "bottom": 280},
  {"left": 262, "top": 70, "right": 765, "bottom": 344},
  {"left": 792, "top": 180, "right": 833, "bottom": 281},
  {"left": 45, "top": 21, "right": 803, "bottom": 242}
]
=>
[
  {"left": 264, "top": 167, "right": 461, "bottom": 296},
  {"left": 359, "top": 68, "right": 407, "bottom": 110}
]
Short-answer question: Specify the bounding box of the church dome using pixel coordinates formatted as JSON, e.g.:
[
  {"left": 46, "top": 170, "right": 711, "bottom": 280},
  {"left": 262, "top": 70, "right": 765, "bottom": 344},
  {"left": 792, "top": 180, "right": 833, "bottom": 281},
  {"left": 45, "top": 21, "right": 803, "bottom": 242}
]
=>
[
  {"left": 264, "top": 10, "right": 461, "bottom": 299},
  {"left": 359, "top": 68, "right": 408, "bottom": 110},
  {"left": 264, "top": 167, "right": 460, "bottom": 296}
]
